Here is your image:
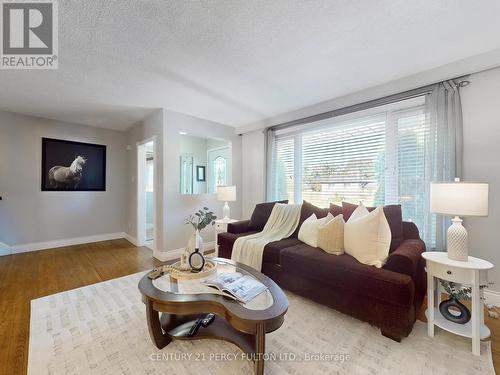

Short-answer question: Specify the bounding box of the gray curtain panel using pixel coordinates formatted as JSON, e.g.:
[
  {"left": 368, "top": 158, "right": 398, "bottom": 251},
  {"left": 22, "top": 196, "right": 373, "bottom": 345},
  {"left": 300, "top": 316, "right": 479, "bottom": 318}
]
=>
[{"left": 424, "top": 80, "right": 464, "bottom": 249}]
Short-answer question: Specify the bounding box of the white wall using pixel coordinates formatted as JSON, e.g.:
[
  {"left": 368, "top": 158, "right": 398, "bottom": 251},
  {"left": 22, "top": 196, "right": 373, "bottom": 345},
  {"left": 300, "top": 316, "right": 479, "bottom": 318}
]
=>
[
  {"left": 0, "top": 111, "right": 128, "bottom": 249},
  {"left": 126, "top": 109, "right": 165, "bottom": 259},
  {"left": 163, "top": 110, "right": 242, "bottom": 253},
  {"left": 461, "top": 67, "right": 500, "bottom": 291},
  {"left": 241, "top": 130, "right": 266, "bottom": 218}
]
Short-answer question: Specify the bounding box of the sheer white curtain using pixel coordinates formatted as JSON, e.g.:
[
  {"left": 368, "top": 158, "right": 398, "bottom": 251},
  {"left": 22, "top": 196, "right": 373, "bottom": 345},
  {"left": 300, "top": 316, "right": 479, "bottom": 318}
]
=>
[
  {"left": 265, "top": 128, "right": 276, "bottom": 201},
  {"left": 423, "top": 80, "right": 464, "bottom": 249}
]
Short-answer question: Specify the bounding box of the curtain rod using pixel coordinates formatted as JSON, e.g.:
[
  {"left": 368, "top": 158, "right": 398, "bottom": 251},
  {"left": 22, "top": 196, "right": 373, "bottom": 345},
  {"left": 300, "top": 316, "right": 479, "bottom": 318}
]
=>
[{"left": 269, "top": 75, "right": 470, "bottom": 132}]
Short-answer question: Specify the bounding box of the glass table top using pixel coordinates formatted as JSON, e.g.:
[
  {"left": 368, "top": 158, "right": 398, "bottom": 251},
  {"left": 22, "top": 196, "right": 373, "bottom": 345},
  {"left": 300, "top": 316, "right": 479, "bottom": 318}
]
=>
[{"left": 152, "top": 258, "right": 274, "bottom": 311}]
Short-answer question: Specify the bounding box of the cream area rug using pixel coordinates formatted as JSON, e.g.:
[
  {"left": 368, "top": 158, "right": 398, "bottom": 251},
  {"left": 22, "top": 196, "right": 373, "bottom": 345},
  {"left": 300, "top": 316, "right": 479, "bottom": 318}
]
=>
[{"left": 28, "top": 272, "right": 495, "bottom": 375}]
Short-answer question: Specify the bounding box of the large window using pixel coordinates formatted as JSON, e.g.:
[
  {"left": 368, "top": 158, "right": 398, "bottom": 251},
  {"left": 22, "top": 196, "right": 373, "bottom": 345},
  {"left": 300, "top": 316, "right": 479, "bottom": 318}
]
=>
[{"left": 269, "top": 96, "right": 434, "bottom": 245}]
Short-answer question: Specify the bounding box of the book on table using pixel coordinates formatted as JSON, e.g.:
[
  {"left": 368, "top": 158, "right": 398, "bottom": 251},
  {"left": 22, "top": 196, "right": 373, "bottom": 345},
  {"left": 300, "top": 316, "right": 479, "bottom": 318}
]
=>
[{"left": 203, "top": 272, "right": 268, "bottom": 303}]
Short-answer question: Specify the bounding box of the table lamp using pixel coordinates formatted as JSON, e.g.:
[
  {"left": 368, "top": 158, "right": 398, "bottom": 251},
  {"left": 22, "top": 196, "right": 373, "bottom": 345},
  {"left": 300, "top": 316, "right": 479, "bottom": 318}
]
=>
[
  {"left": 430, "top": 178, "right": 488, "bottom": 261},
  {"left": 217, "top": 185, "right": 236, "bottom": 221}
]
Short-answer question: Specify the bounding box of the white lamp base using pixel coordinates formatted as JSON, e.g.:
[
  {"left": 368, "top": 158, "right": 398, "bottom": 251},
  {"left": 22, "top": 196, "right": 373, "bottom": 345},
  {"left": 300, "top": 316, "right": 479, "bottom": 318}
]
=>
[
  {"left": 222, "top": 201, "right": 230, "bottom": 221},
  {"left": 447, "top": 216, "right": 468, "bottom": 261}
]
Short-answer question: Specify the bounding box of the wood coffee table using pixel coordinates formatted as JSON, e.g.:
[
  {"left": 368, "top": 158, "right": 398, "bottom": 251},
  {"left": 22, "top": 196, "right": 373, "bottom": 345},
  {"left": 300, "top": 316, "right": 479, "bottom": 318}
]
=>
[{"left": 138, "top": 257, "right": 288, "bottom": 375}]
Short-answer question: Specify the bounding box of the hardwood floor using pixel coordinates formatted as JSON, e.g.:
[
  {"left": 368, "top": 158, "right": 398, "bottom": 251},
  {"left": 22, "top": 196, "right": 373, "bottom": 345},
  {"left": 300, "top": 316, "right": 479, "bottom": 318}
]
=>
[
  {"left": 0, "top": 239, "right": 161, "bottom": 375},
  {"left": 0, "top": 239, "right": 498, "bottom": 374}
]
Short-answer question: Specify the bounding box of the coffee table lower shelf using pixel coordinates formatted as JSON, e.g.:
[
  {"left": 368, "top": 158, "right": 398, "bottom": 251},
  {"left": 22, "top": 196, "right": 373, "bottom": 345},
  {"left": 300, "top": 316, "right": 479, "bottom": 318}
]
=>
[{"left": 146, "top": 304, "right": 267, "bottom": 374}]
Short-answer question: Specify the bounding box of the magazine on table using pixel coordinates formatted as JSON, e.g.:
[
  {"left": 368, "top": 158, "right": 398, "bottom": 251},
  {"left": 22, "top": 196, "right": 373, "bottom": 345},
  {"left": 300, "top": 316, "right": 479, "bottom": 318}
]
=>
[{"left": 202, "top": 272, "right": 268, "bottom": 303}]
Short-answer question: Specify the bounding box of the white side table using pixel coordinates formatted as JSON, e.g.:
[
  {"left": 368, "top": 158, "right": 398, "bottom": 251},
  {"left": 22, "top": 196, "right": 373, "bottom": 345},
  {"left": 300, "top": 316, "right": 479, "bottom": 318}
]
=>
[
  {"left": 422, "top": 251, "right": 493, "bottom": 355},
  {"left": 214, "top": 219, "right": 237, "bottom": 256}
]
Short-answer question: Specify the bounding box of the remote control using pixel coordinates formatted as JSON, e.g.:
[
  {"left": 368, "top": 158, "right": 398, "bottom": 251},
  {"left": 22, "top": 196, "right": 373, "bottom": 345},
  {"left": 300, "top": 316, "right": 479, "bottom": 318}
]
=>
[
  {"left": 187, "top": 318, "right": 203, "bottom": 337},
  {"left": 147, "top": 268, "right": 162, "bottom": 280},
  {"left": 201, "top": 313, "right": 215, "bottom": 327}
]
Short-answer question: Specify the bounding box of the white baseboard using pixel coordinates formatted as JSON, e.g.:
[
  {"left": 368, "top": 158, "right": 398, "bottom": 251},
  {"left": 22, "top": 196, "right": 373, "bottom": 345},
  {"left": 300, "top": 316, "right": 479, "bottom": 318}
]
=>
[
  {"left": 10, "top": 232, "right": 126, "bottom": 254},
  {"left": 123, "top": 233, "right": 139, "bottom": 246},
  {"left": 484, "top": 289, "right": 500, "bottom": 308},
  {"left": 0, "top": 242, "right": 11, "bottom": 256},
  {"left": 153, "top": 241, "right": 216, "bottom": 262}
]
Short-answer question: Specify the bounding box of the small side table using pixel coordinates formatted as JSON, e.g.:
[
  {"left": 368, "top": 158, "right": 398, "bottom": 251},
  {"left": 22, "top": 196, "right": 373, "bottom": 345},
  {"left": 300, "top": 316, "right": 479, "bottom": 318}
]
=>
[
  {"left": 422, "top": 251, "right": 493, "bottom": 355},
  {"left": 214, "top": 219, "right": 237, "bottom": 256}
]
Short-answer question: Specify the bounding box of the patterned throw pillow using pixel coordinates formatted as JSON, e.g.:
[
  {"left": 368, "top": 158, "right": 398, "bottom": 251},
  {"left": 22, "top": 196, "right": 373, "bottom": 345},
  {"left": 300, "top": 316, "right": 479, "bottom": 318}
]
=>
[
  {"left": 298, "top": 213, "right": 333, "bottom": 248},
  {"left": 317, "top": 214, "right": 345, "bottom": 255}
]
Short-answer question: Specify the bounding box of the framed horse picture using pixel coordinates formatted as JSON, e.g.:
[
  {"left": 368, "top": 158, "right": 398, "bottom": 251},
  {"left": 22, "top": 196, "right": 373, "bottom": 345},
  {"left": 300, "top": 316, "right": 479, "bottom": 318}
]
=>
[{"left": 41, "top": 138, "right": 106, "bottom": 191}]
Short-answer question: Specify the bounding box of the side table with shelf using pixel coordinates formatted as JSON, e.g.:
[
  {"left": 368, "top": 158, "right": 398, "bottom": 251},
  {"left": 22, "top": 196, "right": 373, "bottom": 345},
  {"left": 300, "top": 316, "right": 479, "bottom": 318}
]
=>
[{"left": 422, "top": 251, "right": 493, "bottom": 356}]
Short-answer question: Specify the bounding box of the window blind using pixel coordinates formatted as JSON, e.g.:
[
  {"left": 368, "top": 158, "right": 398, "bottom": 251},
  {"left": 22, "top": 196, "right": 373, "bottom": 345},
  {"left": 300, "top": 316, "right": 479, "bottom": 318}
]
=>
[
  {"left": 301, "top": 114, "right": 386, "bottom": 208},
  {"left": 270, "top": 96, "right": 435, "bottom": 246},
  {"left": 272, "top": 136, "right": 295, "bottom": 203}
]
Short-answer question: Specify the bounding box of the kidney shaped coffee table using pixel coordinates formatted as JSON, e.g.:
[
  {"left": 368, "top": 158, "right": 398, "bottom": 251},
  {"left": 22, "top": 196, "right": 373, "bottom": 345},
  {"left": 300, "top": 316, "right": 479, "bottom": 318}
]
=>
[{"left": 138, "top": 257, "right": 288, "bottom": 375}]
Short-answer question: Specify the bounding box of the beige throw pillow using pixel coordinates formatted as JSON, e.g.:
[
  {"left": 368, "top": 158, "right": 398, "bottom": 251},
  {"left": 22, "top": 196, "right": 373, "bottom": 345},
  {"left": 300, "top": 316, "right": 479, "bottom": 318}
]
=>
[
  {"left": 318, "top": 214, "right": 345, "bottom": 255},
  {"left": 298, "top": 213, "right": 333, "bottom": 248},
  {"left": 344, "top": 202, "right": 391, "bottom": 267}
]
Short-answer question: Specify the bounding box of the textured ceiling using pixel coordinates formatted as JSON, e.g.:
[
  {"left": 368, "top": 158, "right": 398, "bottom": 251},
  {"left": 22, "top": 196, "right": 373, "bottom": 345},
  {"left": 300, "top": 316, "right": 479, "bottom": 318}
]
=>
[{"left": 1, "top": 0, "right": 500, "bottom": 131}]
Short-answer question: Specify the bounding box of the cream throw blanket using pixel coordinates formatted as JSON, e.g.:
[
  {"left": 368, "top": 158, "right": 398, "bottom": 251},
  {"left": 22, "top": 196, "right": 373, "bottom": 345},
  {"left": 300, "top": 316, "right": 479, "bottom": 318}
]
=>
[{"left": 231, "top": 203, "right": 302, "bottom": 271}]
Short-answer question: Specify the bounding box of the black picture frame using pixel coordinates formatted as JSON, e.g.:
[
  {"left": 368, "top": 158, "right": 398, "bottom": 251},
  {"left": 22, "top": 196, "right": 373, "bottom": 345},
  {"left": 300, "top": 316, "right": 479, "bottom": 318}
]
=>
[
  {"left": 196, "top": 165, "right": 206, "bottom": 182},
  {"left": 41, "top": 138, "right": 106, "bottom": 191}
]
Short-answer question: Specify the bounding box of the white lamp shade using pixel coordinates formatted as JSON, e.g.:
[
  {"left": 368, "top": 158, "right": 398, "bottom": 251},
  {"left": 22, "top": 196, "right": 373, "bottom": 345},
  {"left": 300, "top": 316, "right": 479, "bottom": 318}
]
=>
[
  {"left": 430, "top": 181, "right": 488, "bottom": 216},
  {"left": 217, "top": 185, "right": 236, "bottom": 202}
]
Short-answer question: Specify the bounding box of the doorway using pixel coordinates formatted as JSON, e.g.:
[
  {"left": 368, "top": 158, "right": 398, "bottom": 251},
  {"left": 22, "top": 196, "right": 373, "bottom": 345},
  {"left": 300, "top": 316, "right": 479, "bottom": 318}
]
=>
[{"left": 137, "top": 138, "right": 156, "bottom": 251}]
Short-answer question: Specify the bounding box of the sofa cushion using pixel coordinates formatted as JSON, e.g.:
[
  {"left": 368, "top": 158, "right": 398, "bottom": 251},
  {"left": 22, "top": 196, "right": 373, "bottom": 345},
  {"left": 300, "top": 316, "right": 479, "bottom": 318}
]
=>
[
  {"left": 329, "top": 203, "right": 343, "bottom": 217},
  {"left": 342, "top": 202, "right": 404, "bottom": 251},
  {"left": 292, "top": 200, "right": 338, "bottom": 238},
  {"left": 298, "top": 213, "right": 333, "bottom": 248},
  {"left": 248, "top": 200, "right": 288, "bottom": 231},
  {"left": 280, "top": 244, "right": 414, "bottom": 306},
  {"left": 262, "top": 237, "right": 302, "bottom": 265}
]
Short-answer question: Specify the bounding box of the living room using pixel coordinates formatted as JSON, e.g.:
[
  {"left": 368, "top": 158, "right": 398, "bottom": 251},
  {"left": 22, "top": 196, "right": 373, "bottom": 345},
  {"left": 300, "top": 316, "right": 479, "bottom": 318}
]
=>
[{"left": 1, "top": 1, "right": 500, "bottom": 374}]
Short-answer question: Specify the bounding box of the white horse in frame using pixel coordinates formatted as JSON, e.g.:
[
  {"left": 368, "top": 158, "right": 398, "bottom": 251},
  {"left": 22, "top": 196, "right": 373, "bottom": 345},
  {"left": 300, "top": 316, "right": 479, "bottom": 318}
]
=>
[{"left": 48, "top": 156, "right": 87, "bottom": 188}]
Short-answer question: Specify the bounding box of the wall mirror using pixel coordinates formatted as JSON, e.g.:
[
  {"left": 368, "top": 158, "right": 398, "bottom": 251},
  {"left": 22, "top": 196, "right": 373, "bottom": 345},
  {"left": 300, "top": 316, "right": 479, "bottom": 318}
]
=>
[{"left": 179, "top": 135, "right": 232, "bottom": 195}]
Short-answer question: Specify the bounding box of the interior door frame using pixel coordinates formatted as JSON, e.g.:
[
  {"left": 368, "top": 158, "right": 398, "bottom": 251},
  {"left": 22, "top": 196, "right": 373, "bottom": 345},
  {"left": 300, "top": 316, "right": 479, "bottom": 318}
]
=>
[{"left": 137, "top": 136, "right": 157, "bottom": 250}]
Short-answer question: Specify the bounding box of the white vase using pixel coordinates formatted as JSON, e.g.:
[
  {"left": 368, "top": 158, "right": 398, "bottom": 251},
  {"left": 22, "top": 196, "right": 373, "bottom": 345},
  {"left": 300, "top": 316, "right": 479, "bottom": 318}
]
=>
[{"left": 186, "top": 230, "right": 204, "bottom": 254}]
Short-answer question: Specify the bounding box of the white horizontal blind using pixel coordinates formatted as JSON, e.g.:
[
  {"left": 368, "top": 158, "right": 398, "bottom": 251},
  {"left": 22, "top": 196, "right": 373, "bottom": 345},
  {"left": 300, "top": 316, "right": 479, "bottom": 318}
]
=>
[
  {"left": 271, "top": 136, "right": 295, "bottom": 203},
  {"left": 301, "top": 114, "right": 386, "bottom": 207},
  {"left": 271, "top": 97, "right": 435, "bottom": 247}
]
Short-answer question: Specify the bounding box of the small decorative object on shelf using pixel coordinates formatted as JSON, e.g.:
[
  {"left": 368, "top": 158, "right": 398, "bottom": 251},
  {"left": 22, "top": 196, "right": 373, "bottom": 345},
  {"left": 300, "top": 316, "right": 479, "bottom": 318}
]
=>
[
  {"left": 439, "top": 280, "right": 472, "bottom": 324},
  {"left": 183, "top": 207, "right": 217, "bottom": 270}
]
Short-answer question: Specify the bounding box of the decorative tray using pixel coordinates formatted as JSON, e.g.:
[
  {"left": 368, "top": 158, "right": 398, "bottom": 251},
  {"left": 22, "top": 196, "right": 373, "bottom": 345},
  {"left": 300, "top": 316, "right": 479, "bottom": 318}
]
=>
[{"left": 163, "top": 259, "right": 217, "bottom": 280}]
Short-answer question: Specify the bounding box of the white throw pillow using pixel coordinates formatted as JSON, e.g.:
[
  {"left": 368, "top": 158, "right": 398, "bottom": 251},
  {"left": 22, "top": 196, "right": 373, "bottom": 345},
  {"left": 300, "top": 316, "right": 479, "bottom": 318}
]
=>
[
  {"left": 298, "top": 213, "right": 333, "bottom": 248},
  {"left": 344, "top": 203, "right": 391, "bottom": 267}
]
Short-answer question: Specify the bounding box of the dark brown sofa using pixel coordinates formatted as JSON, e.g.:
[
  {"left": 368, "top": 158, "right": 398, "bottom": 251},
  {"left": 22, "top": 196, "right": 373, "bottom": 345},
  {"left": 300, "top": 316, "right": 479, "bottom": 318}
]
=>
[{"left": 218, "top": 200, "right": 426, "bottom": 341}]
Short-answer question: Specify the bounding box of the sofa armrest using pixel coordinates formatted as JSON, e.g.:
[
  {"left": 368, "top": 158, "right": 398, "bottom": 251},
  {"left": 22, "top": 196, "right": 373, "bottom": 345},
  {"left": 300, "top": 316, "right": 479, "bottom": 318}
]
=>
[
  {"left": 383, "top": 239, "right": 426, "bottom": 283},
  {"left": 403, "top": 221, "right": 420, "bottom": 240},
  {"left": 227, "top": 220, "right": 251, "bottom": 234}
]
